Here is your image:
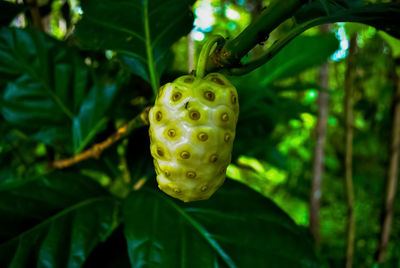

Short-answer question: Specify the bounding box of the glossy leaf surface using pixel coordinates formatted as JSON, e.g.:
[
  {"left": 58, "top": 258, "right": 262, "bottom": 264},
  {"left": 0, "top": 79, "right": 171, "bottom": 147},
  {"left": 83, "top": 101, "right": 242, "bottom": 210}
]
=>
[
  {"left": 0, "top": 171, "right": 120, "bottom": 267},
  {"left": 0, "top": 27, "right": 120, "bottom": 153},
  {"left": 124, "top": 180, "right": 317, "bottom": 268}
]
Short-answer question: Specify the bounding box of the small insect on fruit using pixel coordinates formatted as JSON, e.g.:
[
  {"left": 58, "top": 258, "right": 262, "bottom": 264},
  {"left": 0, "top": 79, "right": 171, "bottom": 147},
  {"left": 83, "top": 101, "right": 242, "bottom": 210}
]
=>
[{"left": 148, "top": 72, "right": 239, "bottom": 202}]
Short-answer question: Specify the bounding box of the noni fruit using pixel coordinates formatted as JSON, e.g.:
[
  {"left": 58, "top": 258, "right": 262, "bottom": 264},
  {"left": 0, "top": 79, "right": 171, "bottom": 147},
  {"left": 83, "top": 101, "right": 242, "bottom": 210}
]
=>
[{"left": 149, "top": 73, "right": 239, "bottom": 202}]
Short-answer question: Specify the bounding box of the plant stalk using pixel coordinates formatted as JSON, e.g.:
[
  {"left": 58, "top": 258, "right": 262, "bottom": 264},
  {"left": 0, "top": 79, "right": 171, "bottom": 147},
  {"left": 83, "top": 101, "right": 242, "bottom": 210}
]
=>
[{"left": 207, "top": 0, "right": 306, "bottom": 72}]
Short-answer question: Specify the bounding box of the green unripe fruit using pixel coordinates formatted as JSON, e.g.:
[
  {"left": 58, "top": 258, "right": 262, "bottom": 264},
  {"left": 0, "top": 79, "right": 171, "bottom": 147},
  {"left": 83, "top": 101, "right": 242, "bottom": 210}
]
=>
[{"left": 149, "top": 73, "right": 239, "bottom": 202}]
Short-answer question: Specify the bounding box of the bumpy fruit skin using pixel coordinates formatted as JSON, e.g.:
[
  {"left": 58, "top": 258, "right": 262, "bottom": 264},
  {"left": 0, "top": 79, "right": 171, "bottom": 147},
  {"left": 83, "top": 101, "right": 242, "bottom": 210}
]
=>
[{"left": 148, "top": 73, "right": 239, "bottom": 202}]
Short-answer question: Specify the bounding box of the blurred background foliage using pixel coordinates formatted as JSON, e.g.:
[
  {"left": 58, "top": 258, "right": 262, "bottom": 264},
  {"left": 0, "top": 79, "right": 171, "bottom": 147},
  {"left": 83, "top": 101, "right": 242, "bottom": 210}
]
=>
[
  {"left": 179, "top": 1, "right": 400, "bottom": 266},
  {"left": 1, "top": 0, "right": 400, "bottom": 267}
]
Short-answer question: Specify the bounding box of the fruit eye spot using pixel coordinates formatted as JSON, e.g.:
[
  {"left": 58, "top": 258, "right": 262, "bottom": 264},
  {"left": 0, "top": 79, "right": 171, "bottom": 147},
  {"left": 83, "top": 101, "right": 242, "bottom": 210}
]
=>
[
  {"left": 186, "top": 171, "right": 196, "bottom": 178},
  {"left": 210, "top": 154, "right": 218, "bottom": 163},
  {"left": 184, "top": 77, "right": 194, "bottom": 83},
  {"left": 197, "top": 132, "right": 208, "bottom": 141},
  {"left": 221, "top": 112, "right": 229, "bottom": 121},
  {"left": 157, "top": 147, "right": 164, "bottom": 157},
  {"left": 168, "top": 129, "right": 176, "bottom": 137},
  {"left": 211, "top": 77, "right": 225, "bottom": 85},
  {"left": 173, "top": 188, "right": 181, "bottom": 194},
  {"left": 189, "top": 110, "right": 200, "bottom": 120},
  {"left": 231, "top": 94, "right": 237, "bottom": 104},
  {"left": 155, "top": 111, "right": 162, "bottom": 121},
  {"left": 203, "top": 91, "right": 215, "bottom": 101},
  {"left": 201, "top": 185, "right": 208, "bottom": 192},
  {"left": 180, "top": 151, "right": 191, "bottom": 159},
  {"left": 224, "top": 133, "right": 231, "bottom": 142},
  {"left": 164, "top": 169, "right": 171, "bottom": 177},
  {"left": 172, "top": 92, "right": 182, "bottom": 102}
]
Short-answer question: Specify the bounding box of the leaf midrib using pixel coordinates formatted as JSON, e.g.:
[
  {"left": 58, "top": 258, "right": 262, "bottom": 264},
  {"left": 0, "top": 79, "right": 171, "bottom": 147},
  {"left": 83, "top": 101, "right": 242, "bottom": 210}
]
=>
[
  {"left": 12, "top": 48, "right": 74, "bottom": 120},
  {"left": 0, "top": 196, "right": 120, "bottom": 247},
  {"left": 146, "top": 189, "right": 237, "bottom": 268}
]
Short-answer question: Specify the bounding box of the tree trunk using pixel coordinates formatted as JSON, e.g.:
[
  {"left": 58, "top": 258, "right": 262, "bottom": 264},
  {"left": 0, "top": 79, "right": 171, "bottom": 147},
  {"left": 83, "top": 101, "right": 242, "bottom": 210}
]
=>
[
  {"left": 375, "top": 61, "right": 400, "bottom": 263},
  {"left": 309, "top": 24, "right": 330, "bottom": 246},
  {"left": 344, "top": 33, "right": 357, "bottom": 268}
]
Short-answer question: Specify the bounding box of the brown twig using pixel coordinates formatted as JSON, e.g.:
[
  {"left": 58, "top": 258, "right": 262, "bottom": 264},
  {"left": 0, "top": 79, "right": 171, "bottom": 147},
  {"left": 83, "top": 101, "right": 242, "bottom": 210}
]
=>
[
  {"left": 50, "top": 108, "right": 150, "bottom": 170},
  {"left": 344, "top": 33, "right": 357, "bottom": 268},
  {"left": 133, "top": 178, "right": 148, "bottom": 191}
]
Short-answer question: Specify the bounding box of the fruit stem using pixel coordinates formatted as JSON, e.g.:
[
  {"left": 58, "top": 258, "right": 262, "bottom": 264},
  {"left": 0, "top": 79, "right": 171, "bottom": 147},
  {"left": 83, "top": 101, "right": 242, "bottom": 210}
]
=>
[{"left": 196, "top": 35, "right": 225, "bottom": 78}]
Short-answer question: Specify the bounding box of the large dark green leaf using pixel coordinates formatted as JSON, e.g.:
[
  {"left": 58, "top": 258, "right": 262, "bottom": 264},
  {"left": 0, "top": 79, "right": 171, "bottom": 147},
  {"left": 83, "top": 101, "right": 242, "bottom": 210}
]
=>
[
  {"left": 0, "top": 171, "right": 110, "bottom": 241},
  {"left": 0, "top": 27, "right": 121, "bottom": 153},
  {"left": 123, "top": 180, "right": 317, "bottom": 268},
  {"left": 295, "top": 2, "right": 400, "bottom": 38},
  {"left": 0, "top": 1, "right": 27, "bottom": 26},
  {"left": 0, "top": 27, "right": 88, "bottom": 126},
  {"left": 0, "top": 171, "right": 120, "bottom": 267},
  {"left": 0, "top": 27, "right": 87, "bottom": 152},
  {"left": 74, "top": 0, "right": 195, "bottom": 89}
]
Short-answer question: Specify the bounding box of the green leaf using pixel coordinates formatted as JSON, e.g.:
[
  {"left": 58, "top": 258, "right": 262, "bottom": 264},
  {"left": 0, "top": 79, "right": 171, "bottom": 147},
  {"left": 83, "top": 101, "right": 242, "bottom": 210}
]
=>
[
  {"left": 0, "top": 171, "right": 120, "bottom": 267},
  {"left": 123, "top": 180, "right": 317, "bottom": 268},
  {"left": 0, "top": 27, "right": 88, "bottom": 126},
  {"left": 231, "top": 34, "right": 338, "bottom": 88},
  {"left": 0, "top": 1, "right": 27, "bottom": 26},
  {"left": 74, "top": 0, "right": 195, "bottom": 93},
  {"left": 0, "top": 28, "right": 121, "bottom": 153},
  {"left": 73, "top": 83, "right": 119, "bottom": 153},
  {"left": 0, "top": 171, "right": 109, "bottom": 241},
  {"left": 0, "top": 26, "right": 89, "bottom": 152},
  {"left": 0, "top": 197, "right": 120, "bottom": 268}
]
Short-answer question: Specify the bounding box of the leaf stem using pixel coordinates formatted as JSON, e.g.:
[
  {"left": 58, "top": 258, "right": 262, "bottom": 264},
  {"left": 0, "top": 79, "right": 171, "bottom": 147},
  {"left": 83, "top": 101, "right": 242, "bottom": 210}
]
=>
[
  {"left": 226, "top": 17, "right": 325, "bottom": 76},
  {"left": 206, "top": 0, "right": 306, "bottom": 72},
  {"left": 213, "top": 2, "right": 400, "bottom": 75},
  {"left": 196, "top": 35, "right": 225, "bottom": 78}
]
